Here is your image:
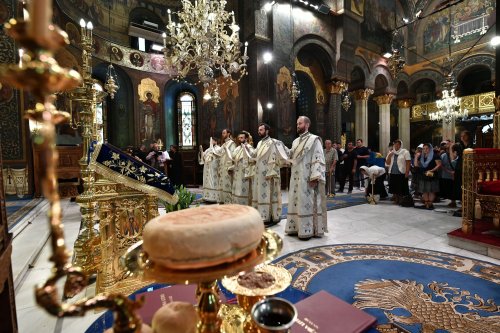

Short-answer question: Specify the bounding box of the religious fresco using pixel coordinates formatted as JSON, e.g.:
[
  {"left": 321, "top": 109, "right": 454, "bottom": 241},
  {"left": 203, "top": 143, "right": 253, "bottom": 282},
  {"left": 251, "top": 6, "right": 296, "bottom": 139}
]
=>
[
  {"left": 276, "top": 67, "right": 293, "bottom": 137},
  {"left": 423, "top": 0, "right": 495, "bottom": 54},
  {"left": 360, "top": 0, "right": 395, "bottom": 49},
  {"left": 201, "top": 80, "right": 240, "bottom": 142},
  {"left": 351, "top": 0, "right": 365, "bottom": 17},
  {"left": 138, "top": 78, "right": 161, "bottom": 144}
]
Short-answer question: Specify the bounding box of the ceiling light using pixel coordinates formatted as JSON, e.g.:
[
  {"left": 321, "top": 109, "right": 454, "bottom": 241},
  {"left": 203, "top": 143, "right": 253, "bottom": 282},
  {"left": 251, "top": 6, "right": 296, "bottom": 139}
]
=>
[
  {"left": 266, "top": 102, "right": 273, "bottom": 109},
  {"left": 203, "top": 92, "right": 211, "bottom": 100},
  {"left": 383, "top": 52, "right": 392, "bottom": 59},
  {"left": 151, "top": 44, "right": 164, "bottom": 51},
  {"left": 403, "top": 17, "right": 409, "bottom": 23},
  {"left": 264, "top": 1, "right": 275, "bottom": 12},
  {"left": 490, "top": 36, "right": 500, "bottom": 47},
  {"left": 263, "top": 52, "right": 273, "bottom": 64}
]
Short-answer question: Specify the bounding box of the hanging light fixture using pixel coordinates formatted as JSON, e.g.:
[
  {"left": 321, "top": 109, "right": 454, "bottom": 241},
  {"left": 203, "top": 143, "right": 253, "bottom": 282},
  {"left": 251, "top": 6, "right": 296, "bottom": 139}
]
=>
[
  {"left": 341, "top": 90, "right": 351, "bottom": 111},
  {"left": 290, "top": 72, "right": 300, "bottom": 103},
  {"left": 104, "top": 5, "right": 119, "bottom": 99},
  {"left": 429, "top": 73, "right": 467, "bottom": 123},
  {"left": 386, "top": 30, "right": 405, "bottom": 79},
  {"left": 162, "top": 0, "right": 248, "bottom": 106},
  {"left": 429, "top": 7, "right": 467, "bottom": 123}
]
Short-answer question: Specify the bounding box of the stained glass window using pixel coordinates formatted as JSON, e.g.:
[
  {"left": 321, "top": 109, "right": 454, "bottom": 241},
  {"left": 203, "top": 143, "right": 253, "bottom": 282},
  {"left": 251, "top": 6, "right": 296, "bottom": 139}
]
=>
[{"left": 177, "top": 92, "right": 196, "bottom": 148}]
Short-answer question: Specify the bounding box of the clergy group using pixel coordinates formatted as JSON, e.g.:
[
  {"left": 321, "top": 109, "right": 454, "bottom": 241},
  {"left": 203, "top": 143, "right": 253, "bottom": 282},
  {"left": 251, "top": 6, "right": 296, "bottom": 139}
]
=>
[{"left": 198, "top": 116, "right": 327, "bottom": 240}]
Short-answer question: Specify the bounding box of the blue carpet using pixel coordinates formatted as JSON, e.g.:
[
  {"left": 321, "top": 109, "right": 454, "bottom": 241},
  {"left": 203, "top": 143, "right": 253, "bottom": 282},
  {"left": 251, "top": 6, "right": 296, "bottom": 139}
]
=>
[
  {"left": 84, "top": 244, "right": 499, "bottom": 333},
  {"left": 281, "top": 191, "right": 367, "bottom": 217},
  {"left": 5, "top": 195, "right": 43, "bottom": 230},
  {"left": 273, "top": 244, "right": 500, "bottom": 333}
]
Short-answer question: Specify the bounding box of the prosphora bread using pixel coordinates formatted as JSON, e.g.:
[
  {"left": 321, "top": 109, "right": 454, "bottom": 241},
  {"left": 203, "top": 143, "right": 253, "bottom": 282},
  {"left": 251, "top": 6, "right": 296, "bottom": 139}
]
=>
[
  {"left": 143, "top": 204, "right": 264, "bottom": 269},
  {"left": 152, "top": 302, "right": 198, "bottom": 333}
]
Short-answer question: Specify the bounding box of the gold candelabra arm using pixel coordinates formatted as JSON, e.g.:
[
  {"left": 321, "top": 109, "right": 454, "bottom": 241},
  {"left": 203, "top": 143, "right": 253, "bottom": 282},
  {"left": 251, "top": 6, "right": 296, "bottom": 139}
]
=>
[{"left": 0, "top": 5, "right": 143, "bottom": 333}]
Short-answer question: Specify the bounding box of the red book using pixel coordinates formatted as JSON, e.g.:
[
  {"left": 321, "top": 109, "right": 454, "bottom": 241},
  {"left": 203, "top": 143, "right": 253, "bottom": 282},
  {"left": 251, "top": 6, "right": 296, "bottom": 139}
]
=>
[
  {"left": 292, "top": 290, "right": 376, "bottom": 333},
  {"left": 135, "top": 285, "right": 227, "bottom": 325}
]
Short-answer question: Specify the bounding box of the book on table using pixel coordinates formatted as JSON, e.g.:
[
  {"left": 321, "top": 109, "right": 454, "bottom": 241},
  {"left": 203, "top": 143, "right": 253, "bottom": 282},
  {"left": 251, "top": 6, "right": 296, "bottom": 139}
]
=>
[{"left": 292, "top": 290, "right": 376, "bottom": 333}]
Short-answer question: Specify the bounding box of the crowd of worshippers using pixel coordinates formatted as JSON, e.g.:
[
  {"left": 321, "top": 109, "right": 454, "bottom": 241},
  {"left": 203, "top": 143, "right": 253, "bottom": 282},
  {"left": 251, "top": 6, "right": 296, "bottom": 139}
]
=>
[
  {"left": 125, "top": 143, "right": 183, "bottom": 186},
  {"left": 199, "top": 116, "right": 327, "bottom": 240}
]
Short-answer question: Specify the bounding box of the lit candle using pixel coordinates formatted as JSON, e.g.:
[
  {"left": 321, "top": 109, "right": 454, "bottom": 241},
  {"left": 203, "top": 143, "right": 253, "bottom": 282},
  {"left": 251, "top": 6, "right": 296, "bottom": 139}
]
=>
[
  {"left": 231, "top": 11, "right": 235, "bottom": 24},
  {"left": 244, "top": 41, "right": 248, "bottom": 57},
  {"left": 162, "top": 32, "right": 167, "bottom": 47},
  {"left": 167, "top": 9, "right": 172, "bottom": 25},
  {"left": 87, "top": 21, "right": 93, "bottom": 42},
  {"left": 28, "top": 0, "right": 53, "bottom": 40}
]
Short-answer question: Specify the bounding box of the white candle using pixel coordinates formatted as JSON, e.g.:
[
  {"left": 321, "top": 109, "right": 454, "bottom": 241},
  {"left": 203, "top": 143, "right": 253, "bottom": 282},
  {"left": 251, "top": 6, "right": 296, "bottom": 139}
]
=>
[
  {"left": 244, "top": 41, "right": 248, "bottom": 57},
  {"left": 162, "top": 32, "right": 167, "bottom": 47},
  {"left": 168, "top": 9, "right": 172, "bottom": 25},
  {"left": 28, "top": 0, "right": 52, "bottom": 39},
  {"left": 87, "top": 21, "right": 93, "bottom": 41},
  {"left": 231, "top": 11, "right": 235, "bottom": 24}
]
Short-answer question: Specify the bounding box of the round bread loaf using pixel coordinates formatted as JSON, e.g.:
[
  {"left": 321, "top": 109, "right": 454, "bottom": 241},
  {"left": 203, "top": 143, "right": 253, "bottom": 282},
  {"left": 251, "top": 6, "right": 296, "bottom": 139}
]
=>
[
  {"left": 152, "top": 302, "right": 198, "bottom": 333},
  {"left": 143, "top": 204, "right": 264, "bottom": 269}
]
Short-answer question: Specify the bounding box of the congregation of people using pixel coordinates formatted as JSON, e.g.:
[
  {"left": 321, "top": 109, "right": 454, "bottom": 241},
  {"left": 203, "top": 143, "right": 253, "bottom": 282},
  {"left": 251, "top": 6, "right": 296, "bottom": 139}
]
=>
[{"left": 127, "top": 117, "right": 472, "bottom": 240}]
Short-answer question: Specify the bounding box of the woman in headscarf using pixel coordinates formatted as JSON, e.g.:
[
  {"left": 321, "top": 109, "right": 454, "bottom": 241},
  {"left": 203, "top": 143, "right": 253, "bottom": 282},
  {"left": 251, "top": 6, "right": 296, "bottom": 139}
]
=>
[
  {"left": 414, "top": 143, "right": 441, "bottom": 209},
  {"left": 359, "top": 165, "right": 388, "bottom": 199},
  {"left": 385, "top": 139, "right": 411, "bottom": 204}
]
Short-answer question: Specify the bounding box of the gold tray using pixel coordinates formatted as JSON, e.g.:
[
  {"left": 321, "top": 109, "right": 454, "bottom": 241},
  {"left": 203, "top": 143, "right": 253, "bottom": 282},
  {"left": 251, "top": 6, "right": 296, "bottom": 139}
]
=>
[
  {"left": 221, "top": 264, "right": 292, "bottom": 297},
  {"left": 120, "top": 230, "right": 282, "bottom": 284}
]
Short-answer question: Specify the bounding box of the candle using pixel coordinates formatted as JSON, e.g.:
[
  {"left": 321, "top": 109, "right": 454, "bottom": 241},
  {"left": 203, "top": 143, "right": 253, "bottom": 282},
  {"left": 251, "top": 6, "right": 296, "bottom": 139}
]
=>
[
  {"left": 244, "top": 41, "right": 248, "bottom": 57},
  {"left": 28, "top": 0, "right": 53, "bottom": 40},
  {"left": 231, "top": 11, "right": 235, "bottom": 24},
  {"left": 167, "top": 9, "right": 172, "bottom": 25},
  {"left": 87, "top": 21, "right": 93, "bottom": 42},
  {"left": 162, "top": 32, "right": 167, "bottom": 47}
]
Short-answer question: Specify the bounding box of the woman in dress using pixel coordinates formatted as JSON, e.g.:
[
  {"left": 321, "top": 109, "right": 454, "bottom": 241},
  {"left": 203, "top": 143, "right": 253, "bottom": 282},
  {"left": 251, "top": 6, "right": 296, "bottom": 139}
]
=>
[{"left": 414, "top": 143, "right": 442, "bottom": 210}]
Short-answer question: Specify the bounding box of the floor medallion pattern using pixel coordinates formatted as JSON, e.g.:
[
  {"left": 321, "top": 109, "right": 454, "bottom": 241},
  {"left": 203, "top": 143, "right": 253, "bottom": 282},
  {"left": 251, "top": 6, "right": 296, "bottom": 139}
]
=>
[{"left": 274, "top": 244, "right": 500, "bottom": 333}]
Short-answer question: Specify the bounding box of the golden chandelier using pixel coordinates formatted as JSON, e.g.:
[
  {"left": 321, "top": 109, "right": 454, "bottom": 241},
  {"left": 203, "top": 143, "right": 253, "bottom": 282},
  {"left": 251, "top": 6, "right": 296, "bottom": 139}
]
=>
[{"left": 162, "top": 0, "right": 248, "bottom": 106}]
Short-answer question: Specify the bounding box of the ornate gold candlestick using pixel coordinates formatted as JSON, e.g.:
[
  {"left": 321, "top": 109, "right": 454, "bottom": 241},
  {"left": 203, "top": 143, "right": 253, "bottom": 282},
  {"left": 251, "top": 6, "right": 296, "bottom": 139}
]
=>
[
  {"left": 0, "top": 2, "right": 143, "bottom": 332},
  {"left": 69, "top": 18, "right": 107, "bottom": 276}
]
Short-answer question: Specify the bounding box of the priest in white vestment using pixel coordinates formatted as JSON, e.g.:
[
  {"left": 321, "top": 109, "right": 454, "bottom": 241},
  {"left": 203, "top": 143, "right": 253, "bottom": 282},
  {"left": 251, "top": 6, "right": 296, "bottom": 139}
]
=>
[
  {"left": 229, "top": 131, "right": 254, "bottom": 205},
  {"left": 285, "top": 116, "right": 327, "bottom": 239},
  {"left": 213, "top": 129, "right": 236, "bottom": 204},
  {"left": 198, "top": 137, "right": 220, "bottom": 203},
  {"left": 248, "top": 123, "right": 289, "bottom": 226}
]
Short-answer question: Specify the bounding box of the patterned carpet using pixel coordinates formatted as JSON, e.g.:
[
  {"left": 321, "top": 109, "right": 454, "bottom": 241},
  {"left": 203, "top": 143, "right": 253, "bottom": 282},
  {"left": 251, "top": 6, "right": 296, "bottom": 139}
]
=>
[
  {"left": 274, "top": 244, "right": 500, "bottom": 333},
  {"left": 281, "top": 191, "right": 367, "bottom": 217},
  {"left": 5, "top": 195, "right": 44, "bottom": 230}
]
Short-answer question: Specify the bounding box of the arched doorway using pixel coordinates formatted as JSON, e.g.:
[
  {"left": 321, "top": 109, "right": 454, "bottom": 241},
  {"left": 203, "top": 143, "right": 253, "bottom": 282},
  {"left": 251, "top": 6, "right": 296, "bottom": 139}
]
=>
[
  {"left": 295, "top": 71, "right": 316, "bottom": 134},
  {"left": 457, "top": 66, "right": 493, "bottom": 96}
]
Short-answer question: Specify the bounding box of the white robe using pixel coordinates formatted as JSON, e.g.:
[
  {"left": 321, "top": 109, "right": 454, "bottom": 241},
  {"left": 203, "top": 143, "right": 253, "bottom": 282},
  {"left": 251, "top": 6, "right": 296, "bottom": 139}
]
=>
[
  {"left": 198, "top": 145, "right": 220, "bottom": 203},
  {"left": 249, "top": 136, "right": 288, "bottom": 223},
  {"left": 229, "top": 143, "right": 254, "bottom": 205},
  {"left": 214, "top": 138, "right": 236, "bottom": 204},
  {"left": 285, "top": 132, "right": 327, "bottom": 238}
]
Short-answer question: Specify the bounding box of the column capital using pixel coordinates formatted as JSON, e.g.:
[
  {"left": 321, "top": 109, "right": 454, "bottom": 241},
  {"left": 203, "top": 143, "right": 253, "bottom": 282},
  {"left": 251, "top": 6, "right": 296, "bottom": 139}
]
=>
[
  {"left": 374, "top": 94, "right": 395, "bottom": 105},
  {"left": 397, "top": 99, "right": 414, "bottom": 109},
  {"left": 328, "top": 80, "right": 348, "bottom": 95},
  {"left": 352, "top": 89, "right": 374, "bottom": 101}
]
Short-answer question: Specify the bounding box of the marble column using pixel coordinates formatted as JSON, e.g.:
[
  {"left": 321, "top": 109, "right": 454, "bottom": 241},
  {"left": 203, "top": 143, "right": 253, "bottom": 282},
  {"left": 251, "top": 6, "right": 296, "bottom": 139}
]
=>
[
  {"left": 441, "top": 117, "right": 456, "bottom": 142},
  {"left": 352, "top": 89, "right": 374, "bottom": 146},
  {"left": 327, "top": 81, "right": 347, "bottom": 142},
  {"left": 397, "top": 99, "right": 413, "bottom": 148},
  {"left": 374, "top": 94, "right": 395, "bottom": 156}
]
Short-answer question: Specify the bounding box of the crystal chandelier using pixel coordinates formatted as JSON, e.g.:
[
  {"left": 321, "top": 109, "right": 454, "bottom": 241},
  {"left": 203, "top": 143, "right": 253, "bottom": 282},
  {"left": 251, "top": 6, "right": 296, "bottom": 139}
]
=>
[
  {"left": 341, "top": 90, "right": 351, "bottom": 111},
  {"left": 387, "top": 48, "right": 405, "bottom": 79},
  {"left": 162, "top": 0, "right": 248, "bottom": 106},
  {"left": 104, "top": 64, "right": 119, "bottom": 99},
  {"left": 104, "top": 7, "right": 119, "bottom": 99},
  {"left": 429, "top": 73, "right": 467, "bottom": 123},
  {"left": 290, "top": 72, "right": 300, "bottom": 103},
  {"left": 386, "top": 30, "right": 405, "bottom": 79}
]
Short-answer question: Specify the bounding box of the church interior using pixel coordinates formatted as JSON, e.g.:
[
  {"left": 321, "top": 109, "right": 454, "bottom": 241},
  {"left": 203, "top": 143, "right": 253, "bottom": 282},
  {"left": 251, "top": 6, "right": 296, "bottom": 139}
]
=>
[{"left": 0, "top": 0, "right": 499, "bottom": 332}]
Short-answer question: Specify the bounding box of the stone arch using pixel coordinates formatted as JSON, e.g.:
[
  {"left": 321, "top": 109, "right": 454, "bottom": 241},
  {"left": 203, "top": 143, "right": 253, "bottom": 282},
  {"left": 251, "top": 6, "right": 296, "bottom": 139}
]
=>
[
  {"left": 408, "top": 69, "right": 444, "bottom": 91},
  {"left": 453, "top": 54, "right": 496, "bottom": 83},
  {"left": 367, "top": 65, "right": 395, "bottom": 93},
  {"left": 353, "top": 55, "right": 371, "bottom": 77},
  {"left": 293, "top": 35, "right": 336, "bottom": 79},
  {"left": 350, "top": 66, "right": 366, "bottom": 91}
]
